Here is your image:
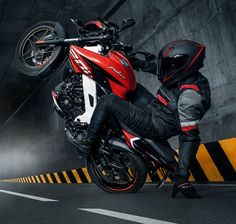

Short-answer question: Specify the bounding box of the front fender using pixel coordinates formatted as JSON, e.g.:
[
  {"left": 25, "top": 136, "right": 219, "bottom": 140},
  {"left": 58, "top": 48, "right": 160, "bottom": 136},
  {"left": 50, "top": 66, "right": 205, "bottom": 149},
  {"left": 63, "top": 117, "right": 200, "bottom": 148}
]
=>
[{"left": 108, "top": 137, "right": 134, "bottom": 154}]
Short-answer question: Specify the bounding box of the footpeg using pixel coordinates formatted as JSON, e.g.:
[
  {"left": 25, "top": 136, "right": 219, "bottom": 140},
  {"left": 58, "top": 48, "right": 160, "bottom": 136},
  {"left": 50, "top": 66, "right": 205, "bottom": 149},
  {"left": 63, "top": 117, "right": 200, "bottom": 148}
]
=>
[{"left": 156, "top": 176, "right": 167, "bottom": 189}]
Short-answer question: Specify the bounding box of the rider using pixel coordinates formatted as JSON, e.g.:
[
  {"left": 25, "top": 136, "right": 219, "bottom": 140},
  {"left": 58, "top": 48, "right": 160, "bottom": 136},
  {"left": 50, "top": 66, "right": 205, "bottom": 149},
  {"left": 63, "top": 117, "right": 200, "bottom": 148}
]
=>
[{"left": 75, "top": 39, "right": 211, "bottom": 199}]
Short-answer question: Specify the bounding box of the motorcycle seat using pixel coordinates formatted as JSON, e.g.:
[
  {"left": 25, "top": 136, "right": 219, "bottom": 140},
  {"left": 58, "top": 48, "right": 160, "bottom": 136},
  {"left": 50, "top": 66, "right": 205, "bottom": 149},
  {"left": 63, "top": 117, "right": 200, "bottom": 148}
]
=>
[
  {"left": 119, "top": 121, "right": 176, "bottom": 164},
  {"left": 144, "top": 138, "right": 177, "bottom": 164}
]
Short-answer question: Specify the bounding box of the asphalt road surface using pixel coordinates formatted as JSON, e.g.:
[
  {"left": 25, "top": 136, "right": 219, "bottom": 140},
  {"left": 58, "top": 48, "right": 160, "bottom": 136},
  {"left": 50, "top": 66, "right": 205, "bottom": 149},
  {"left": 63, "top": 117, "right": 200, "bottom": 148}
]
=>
[{"left": 0, "top": 183, "right": 235, "bottom": 224}]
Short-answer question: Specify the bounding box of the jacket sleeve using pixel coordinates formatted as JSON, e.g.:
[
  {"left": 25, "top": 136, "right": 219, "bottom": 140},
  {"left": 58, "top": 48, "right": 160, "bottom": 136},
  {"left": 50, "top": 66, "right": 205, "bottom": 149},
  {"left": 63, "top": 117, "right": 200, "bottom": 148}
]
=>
[{"left": 177, "top": 89, "right": 205, "bottom": 142}]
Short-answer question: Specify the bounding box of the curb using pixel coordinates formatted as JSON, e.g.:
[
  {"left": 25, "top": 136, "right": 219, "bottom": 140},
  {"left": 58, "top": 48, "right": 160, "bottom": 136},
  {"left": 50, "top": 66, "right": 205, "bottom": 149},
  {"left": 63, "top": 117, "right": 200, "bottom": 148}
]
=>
[
  {"left": 0, "top": 168, "right": 92, "bottom": 184},
  {"left": 1, "top": 138, "right": 236, "bottom": 183}
]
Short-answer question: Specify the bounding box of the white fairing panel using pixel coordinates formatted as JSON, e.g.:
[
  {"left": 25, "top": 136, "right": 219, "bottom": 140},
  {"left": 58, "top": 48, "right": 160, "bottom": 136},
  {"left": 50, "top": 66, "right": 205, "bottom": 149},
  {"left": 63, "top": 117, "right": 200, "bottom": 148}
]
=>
[
  {"left": 130, "top": 137, "right": 140, "bottom": 148},
  {"left": 84, "top": 45, "right": 102, "bottom": 54},
  {"left": 74, "top": 74, "right": 97, "bottom": 124}
]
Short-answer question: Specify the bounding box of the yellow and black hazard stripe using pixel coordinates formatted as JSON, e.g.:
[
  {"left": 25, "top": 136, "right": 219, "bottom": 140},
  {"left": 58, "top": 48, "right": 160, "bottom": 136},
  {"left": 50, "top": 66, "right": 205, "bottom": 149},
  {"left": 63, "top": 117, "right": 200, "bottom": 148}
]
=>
[
  {"left": 1, "top": 138, "right": 236, "bottom": 183},
  {"left": 0, "top": 168, "right": 92, "bottom": 184},
  {"left": 193, "top": 138, "right": 236, "bottom": 182},
  {"left": 148, "top": 138, "right": 236, "bottom": 182}
]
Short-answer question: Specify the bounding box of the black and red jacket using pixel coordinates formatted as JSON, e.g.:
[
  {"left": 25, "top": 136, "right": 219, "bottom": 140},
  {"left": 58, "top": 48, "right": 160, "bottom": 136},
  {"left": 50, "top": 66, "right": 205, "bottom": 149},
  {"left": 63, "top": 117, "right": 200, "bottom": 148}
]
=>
[
  {"left": 152, "top": 73, "right": 211, "bottom": 142},
  {"left": 130, "top": 57, "right": 211, "bottom": 142}
]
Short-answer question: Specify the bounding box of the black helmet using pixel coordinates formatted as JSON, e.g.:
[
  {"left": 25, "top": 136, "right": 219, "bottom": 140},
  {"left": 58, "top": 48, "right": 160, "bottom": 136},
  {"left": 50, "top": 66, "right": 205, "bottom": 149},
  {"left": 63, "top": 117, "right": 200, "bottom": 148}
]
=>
[{"left": 157, "top": 40, "right": 206, "bottom": 87}]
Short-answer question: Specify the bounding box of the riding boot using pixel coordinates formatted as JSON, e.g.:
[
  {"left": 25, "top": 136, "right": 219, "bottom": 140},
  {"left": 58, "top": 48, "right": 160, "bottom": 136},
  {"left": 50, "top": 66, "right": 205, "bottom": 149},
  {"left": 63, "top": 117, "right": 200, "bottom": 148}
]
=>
[
  {"left": 172, "top": 182, "right": 201, "bottom": 199},
  {"left": 86, "top": 95, "right": 114, "bottom": 139},
  {"left": 173, "top": 141, "right": 201, "bottom": 198},
  {"left": 73, "top": 95, "right": 114, "bottom": 154},
  {"left": 74, "top": 131, "right": 97, "bottom": 154}
]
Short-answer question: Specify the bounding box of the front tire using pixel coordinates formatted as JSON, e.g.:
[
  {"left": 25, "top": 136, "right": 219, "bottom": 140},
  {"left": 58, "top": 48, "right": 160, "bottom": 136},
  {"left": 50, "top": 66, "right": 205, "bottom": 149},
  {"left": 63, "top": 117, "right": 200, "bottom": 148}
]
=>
[
  {"left": 87, "top": 151, "right": 147, "bottom": 194},
  {"left": 15, "top": 21, "right": 67, "bottom": 79}
]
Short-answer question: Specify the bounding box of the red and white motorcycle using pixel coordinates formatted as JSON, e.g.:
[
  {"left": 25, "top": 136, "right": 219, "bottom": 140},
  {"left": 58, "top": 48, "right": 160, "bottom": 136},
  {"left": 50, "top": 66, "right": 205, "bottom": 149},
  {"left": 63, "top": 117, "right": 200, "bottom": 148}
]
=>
[{"left": 15, "top": 17, "right": 177, "bottom": 193}]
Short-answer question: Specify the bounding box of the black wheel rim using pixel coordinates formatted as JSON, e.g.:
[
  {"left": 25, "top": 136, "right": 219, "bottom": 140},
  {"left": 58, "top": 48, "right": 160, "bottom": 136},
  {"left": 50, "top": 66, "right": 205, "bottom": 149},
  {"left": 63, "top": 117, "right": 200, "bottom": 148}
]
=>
[
  {"left": 91, "top": 152, "right": 138, "bottom": 191},
  {"left": 19, "top": 26, "right": 61, "bottom": 69}
]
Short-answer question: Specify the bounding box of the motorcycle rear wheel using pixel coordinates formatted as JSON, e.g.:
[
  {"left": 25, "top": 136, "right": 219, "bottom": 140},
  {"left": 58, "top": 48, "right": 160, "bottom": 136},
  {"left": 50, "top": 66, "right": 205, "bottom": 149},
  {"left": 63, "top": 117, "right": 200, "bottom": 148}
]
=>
[
  {"left": 15, "top": 21, "right": 67, "bottom": 79},
  {"left": 87, "top": 151, "right": 147, "bottom": 194}
]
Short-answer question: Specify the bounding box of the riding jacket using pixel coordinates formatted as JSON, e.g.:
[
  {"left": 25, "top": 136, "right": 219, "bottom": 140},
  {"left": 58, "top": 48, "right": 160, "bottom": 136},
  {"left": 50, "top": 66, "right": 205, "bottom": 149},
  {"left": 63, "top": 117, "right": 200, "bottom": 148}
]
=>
[{"left": 130, "top": 58, "right": 211, "bottom": 143}]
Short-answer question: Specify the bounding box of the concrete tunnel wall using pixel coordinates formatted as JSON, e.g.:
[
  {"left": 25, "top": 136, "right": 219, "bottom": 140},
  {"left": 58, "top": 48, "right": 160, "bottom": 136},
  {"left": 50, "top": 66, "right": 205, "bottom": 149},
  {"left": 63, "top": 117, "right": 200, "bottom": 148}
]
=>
[
  {"left": 0, "top": 0, "right": 112, "bottom": 179},
  {"left": 109, "top": 0, "right": 236, "bottom": 144},
  {"left": 0, "top": 0, "right": 236, "bottom": 179},
  {"left": 0, "top": 0, "right": 111, "bottom": 126}
]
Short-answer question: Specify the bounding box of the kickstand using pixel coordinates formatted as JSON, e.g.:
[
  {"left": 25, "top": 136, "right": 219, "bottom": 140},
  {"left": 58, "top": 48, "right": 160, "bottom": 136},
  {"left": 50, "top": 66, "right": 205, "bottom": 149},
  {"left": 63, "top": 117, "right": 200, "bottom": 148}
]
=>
[{"left": 156, "top": 176, "right": 167, "bottom": 189}]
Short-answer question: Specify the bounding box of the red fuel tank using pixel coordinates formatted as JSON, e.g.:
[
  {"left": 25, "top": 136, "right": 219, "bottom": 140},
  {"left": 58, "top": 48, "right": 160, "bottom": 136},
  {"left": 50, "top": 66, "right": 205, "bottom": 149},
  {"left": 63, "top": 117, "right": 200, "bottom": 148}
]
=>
[{"left": 69, "top": 45, "right": 137, "bottom": 99}]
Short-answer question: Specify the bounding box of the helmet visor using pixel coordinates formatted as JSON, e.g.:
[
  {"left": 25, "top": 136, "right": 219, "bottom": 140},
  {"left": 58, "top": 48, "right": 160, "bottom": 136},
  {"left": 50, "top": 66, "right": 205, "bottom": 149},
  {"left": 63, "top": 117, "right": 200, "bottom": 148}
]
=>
[{"left": 160, "top": 54, "right": 189, "bottom": 73}]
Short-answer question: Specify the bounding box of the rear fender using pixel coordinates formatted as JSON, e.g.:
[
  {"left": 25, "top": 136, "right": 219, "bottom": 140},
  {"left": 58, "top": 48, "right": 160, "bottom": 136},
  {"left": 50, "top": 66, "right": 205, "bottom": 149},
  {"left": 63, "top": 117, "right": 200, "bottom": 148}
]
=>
[
  {"left": 108, "top": 137, "right": 149, "bottom": 164},
  {"left": 51, "top": 90, "right": 67, "bottom": 118}
]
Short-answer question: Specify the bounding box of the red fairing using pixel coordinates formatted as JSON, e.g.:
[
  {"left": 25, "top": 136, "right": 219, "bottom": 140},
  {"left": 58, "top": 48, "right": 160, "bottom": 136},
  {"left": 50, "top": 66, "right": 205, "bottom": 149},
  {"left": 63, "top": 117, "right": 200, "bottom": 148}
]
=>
[
  {"left": 122, "top": 130, "right": 136, "bottom": 148},
  {"left": 69, "top": 47, "right": 93, "bottom": 78},
  {"left": 69, "top": 45, "right": 136, "bottom": 99},
  {"left": 84, "top": 20, "right": 103, "bottom": 29}
]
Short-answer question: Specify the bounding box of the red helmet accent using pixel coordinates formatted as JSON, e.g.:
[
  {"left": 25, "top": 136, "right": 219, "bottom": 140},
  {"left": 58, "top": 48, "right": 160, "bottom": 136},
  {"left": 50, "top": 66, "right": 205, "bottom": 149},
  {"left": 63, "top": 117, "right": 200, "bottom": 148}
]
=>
[{"left": 163, "top": 47, "right": 174, "bottom": 57}]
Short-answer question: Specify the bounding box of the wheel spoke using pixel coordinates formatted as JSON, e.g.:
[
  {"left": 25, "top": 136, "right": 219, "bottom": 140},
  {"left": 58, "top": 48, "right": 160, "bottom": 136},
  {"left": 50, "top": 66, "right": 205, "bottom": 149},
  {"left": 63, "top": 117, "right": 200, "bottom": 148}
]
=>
[
  {"left": 23, "top": 55, "right": 34, "bottom": 60},
  {"left": 127, "top": 168, "right": 134, "bottom": 179},
  {"left": 28, "top": 38, "right": 36, "bottom": 50},
  {"left": 39, "top": 53, "right": 45, "bottom": 65},
  {"left": 30, "top": 34, "right": 39, "bottom": 40},
  {"left": 22, "top": 48, "right": 34, "bottom": 57},
  {"left": 41, "top": 29, "right": 52, "bottom": 39},
  {"left": 44, "top": 50, "right": 54, "bottom": 54}
]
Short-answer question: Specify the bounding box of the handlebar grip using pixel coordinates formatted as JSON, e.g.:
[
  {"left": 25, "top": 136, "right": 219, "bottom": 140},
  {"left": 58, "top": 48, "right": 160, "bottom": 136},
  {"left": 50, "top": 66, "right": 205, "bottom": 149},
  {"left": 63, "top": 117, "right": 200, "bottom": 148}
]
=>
[
  {"left": 79, "top": 34, "right": 110, "bottom": 42},
  {"left": 35, "top": 39, "right": 64, "bottom": 46}
]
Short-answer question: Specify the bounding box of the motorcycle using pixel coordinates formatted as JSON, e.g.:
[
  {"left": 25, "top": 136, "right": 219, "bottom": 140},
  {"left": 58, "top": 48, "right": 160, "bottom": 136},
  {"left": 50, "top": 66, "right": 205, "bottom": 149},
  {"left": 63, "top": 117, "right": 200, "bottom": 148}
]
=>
[{"left": 15, "top": 17, "right": 177, "bottom": 193}]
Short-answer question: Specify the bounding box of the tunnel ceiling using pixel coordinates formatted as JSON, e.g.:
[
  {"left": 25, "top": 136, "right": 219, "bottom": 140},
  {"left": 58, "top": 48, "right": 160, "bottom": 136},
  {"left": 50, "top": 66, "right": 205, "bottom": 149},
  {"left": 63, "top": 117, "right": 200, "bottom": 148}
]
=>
[
  {"left": 0, "top": 0, "right": 112, "bottom": 23},
  {"left": 0, "top": 0, "right": 115, "bottom": 127}
]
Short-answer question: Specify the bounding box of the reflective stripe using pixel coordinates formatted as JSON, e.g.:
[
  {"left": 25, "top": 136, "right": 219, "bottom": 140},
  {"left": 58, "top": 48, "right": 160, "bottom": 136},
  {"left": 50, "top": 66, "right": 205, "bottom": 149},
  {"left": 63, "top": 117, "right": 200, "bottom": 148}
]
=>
[
  {"left": 156, "top": 94, "right": 168, "bottom": 106},
  {"left": 181, "top": 125, "right": 197, "bottom": 132},
  {"left": 180, "top": 120, "right": 199, "bottom": 127}
]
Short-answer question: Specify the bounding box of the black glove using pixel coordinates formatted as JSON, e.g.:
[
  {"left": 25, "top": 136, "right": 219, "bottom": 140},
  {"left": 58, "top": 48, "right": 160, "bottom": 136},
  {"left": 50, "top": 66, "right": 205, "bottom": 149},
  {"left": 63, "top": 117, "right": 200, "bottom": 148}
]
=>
[
  {"left": 129, "top": 57, "right": 144, "bottom": 71},
  {"left": 127, "top": 57, "right": 157, "bottom": 74}
]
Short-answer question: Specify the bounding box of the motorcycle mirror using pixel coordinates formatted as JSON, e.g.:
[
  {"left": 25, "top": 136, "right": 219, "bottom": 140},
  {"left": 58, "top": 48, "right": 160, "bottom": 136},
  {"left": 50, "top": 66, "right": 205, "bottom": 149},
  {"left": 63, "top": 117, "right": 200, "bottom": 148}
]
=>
[
  {"left": 97, "top": 16, "right": 109, "bottom": 31},
  {"left": 70, "top": 19, "right": 85, "bottom": 36},
  {"left": 119, "top": 18, "right": 135, "bottom": 32}
]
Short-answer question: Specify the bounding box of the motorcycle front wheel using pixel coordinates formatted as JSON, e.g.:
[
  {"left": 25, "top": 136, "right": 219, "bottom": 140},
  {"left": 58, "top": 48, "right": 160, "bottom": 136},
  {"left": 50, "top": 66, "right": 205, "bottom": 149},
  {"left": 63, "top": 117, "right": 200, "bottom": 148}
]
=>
[
  {"left": 15, "top": 21, "right": 67, "bottom": 79},
  {"left": 87, "top": 151, "right": 147, "bottom": 194}
]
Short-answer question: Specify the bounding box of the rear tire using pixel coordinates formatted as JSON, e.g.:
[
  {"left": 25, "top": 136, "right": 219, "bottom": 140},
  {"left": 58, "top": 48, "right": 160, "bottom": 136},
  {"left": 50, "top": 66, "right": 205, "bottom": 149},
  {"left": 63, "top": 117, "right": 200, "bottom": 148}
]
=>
[
  {"left": 15, "top": 21, "right": 67, "bottom": 79},
  {"left": 87, "top": 151, "right": 147, "bottom": 194}
]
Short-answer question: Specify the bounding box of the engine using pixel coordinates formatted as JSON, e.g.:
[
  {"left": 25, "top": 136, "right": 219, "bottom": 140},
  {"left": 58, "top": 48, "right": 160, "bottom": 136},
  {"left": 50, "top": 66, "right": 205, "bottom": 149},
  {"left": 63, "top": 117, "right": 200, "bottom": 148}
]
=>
[
  {"left": 52, "top": 74, "right": 87, "bottom": 141},
  {"left": 55, "top": 75, "right": 85, "bottom": 119}
]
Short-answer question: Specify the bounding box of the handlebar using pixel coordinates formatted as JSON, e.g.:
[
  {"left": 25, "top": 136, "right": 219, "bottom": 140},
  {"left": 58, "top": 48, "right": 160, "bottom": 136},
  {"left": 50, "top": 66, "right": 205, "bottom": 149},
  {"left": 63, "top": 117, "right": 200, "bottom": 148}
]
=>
[{"left": 35, "top": 34, "right": 111, "bottom": 46}]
